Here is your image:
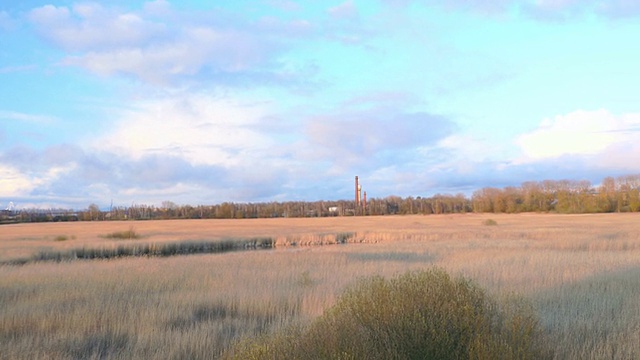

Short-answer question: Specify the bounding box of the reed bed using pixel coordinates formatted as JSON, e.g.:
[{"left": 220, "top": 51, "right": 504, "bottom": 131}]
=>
[
  {"left": 1, "top": 213, "right": 640, "bottom": 359},
  {"left": 2, "top": 238, "right": 275, "bottom": 265}
]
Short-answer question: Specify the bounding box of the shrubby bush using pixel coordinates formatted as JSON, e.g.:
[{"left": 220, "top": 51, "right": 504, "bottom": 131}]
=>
[
  {"left": 483, "top": 219, "right": 498, "bottom": 226},
  {"left": 227, "top": 269, "right": 549, "bottom": 359}
]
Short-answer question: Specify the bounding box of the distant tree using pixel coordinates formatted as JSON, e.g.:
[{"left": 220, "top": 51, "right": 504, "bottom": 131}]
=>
[
  {"left": 598, "top": 177, "right": 617, "bottom": 212},
  {"left": 87, "top": 203, "right": 101, "bottom": 221},
  {"left": 523, "top": 184, "right": 540, "bottom": 212},
  {"left": 217, "top": 202, "right": 235, "bottom": 219}
]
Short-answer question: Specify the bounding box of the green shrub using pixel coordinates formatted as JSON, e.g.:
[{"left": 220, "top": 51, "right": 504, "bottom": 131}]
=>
[
  {"left": 228, "top": 269, "right": 549, "bottom": 359},
  {"left": 54, "top": 235, "right": 69, "bottom": 242},
  {"left": 483, "top": 219, "right": 498, "bottom": 226}
]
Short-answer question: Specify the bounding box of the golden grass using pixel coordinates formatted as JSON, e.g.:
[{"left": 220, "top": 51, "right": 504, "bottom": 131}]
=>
[{"left": 1, "top": 213, "right": 640, "bottom": 359}]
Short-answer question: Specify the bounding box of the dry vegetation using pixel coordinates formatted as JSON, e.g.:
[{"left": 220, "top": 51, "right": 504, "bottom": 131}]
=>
[{"left": 1, "top": 213, "right": 640, "bottom": 359}]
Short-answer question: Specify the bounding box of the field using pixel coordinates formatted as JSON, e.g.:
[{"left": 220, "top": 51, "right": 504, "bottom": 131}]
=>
[{"left": 1, "top": 213, "right": 640, "bottom": 359}]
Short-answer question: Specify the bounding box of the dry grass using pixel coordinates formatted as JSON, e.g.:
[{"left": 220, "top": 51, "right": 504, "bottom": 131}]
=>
[{"left": 1, "top": 213, "right": 640, "bottom": 359}]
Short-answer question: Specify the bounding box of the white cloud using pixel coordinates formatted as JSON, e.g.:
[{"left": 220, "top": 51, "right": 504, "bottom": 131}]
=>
[
  {"left": 0, "top": 165, "right": 33, "bottom": 197},
  {"left": 26, "top": 2, "right": 358, "bottom": 87},
  {"left": 386, "top": 0, "right": 640, "bottom": 19},
  {"left": 0, "top": 65, "right": 37, "bottom": 74},
  {"left": 27, "top": 3, "right": 290, "bottom": 86},
  {"left": 61, "top": 24, "right": 275, "bottom": 85},
  {"left": 516, "top": 109, "right": 640, "bottom": 164},
  {"left": 427, "top": 134, "right": 501, "bottom": 175},
  {"left": 120, "top": 182, "right": 200, "bottom": 199},
  {"left": 302, "top": 111, "right": 454, "bottom": 172},
  {"left": 28, "top": 4, "right": 165, "bottom": 52},
  {"left": 0, "top": 163, "right": 74, "bottom": 198},
  {"left": 528, "top": 0, "right": 640, "bottom": 19},
  {"left": 530, "top": 0, "right": 582, "bottom": 11},
  {"left": 95, "top": 93, "right": 275, "bottom": 167},
  {"left": 0, "top": 110, "right": 57, "bottom": 124},
  {"left": 328, "top": 1, "right": 358, "bottom": 19},
  {"left": 28, "top": 4, "right": 69, "bottom": 24}
]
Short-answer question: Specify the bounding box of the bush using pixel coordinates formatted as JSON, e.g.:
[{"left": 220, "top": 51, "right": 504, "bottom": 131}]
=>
[
  {"left": 335, "top": 232, "right": 355, "bottom": 243},
  {"left": 228, "top": 269, "right": 549, "bottom": 359},
  {"left": 102, "top": 227, "right": 141, "bottom": 240},
  {"left": 483, "top": 219, "right": 498, "bottom": 226}
]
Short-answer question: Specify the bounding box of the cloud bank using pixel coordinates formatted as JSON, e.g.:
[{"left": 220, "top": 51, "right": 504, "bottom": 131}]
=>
[
  {"left": 27, "top": 2, "right": 327, "bottom": 87},
  {"left": 1, "top": 1, "right": 639, "bottom": 209},
  {"left": 387, "top": 0, "right": 640, "bottom": 18}
]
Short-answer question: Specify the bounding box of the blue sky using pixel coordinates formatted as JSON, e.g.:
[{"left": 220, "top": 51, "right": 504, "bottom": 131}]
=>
[{"left": 1, "top": 0, "right": 640, "bottom": 209}]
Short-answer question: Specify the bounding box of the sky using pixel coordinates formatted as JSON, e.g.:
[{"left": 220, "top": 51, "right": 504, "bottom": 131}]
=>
[{"left": 1, "top": 0, "right": 640, "bottom": 209}]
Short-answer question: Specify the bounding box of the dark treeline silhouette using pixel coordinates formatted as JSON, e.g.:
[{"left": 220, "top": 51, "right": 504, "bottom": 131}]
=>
[
  {"left": 2, "top": 174, "right": 639, "bottom": 223},
  {"left": 78, "top": 194, "right": 473, "bottom": 221},
  {"left": 0, "top": 209, "right": 79, "bottom": 224}
]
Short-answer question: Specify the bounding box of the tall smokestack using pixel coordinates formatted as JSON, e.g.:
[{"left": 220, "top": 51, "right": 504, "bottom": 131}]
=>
[
  {"left": 363, "top": 191, "right": 367, "bottom": 214},
  {"left": 355, "top": 176, "right": 360, "bottom": 207}
]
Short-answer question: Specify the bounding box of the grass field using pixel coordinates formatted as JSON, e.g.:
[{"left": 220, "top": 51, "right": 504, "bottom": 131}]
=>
[{"left": 1, "top": 213, "right": 640, "bottom": 359}]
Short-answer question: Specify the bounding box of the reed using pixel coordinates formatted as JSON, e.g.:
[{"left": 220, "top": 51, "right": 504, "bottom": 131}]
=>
[
  {"left": 1, "top": 213, "right": 640, "bottom": 359},
  {"left": 4, "top": 237, "right": 274, "bottom": 265}
]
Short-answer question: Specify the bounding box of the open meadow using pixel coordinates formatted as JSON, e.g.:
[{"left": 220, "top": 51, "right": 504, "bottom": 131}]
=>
[{"left": 1, "top": 213, "right": 640, "bottom": 359}]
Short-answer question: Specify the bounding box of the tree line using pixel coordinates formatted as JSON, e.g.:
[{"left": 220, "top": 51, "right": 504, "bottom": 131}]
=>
[
  {"left": 471, "top": 175, "right": 640, "bottom": 214},
  {"left": 73, "top": 194, "right": 472, "bottom": 221},
  {"left": 3, "top": 174, "right": 639, "bottom": 223}
]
